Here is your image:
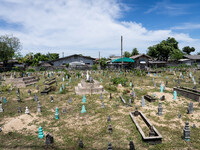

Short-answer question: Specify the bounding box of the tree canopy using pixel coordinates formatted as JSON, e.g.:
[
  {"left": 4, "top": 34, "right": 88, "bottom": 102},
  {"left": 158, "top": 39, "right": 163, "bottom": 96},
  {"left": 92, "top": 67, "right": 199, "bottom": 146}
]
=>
[
  {"left": 182, "top": 46, "right": 195, "bottom": 55},
  {"left": 131, "top": 48, "right": 139, "bottom": 56},
  {"left": 0, "top": 35, "right": 22, "bottom": 66},
  {"left": 124, "top": 51, "right": 131, "bottom": 57},
  {"left": 147, "top": 37, "right": 183, "bottom": 61}
]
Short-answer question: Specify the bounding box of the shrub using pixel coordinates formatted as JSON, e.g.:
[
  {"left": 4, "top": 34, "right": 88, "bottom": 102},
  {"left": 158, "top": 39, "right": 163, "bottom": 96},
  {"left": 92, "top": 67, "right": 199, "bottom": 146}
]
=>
[
  {"left": 26, "top": 68, "right": 35, "bottom": 72},
  {"left": 111, "top": 77, "right": 128, "bottom": 86},
  {"left": 92, "top": 64, "right": 98, "bottom": 70},
  {"left": 65, "top": 63, "right": 69, "bottom": 68},
  {"left": 39, "top": 67, "right": 46, "bottom": 71},
  {"left": 104, "top": 84, "right": 117, "bottom": 92}
]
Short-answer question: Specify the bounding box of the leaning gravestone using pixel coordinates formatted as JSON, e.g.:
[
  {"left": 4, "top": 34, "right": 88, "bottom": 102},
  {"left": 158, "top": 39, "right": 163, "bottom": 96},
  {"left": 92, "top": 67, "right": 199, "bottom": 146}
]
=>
[{"left": 141, "top": 96, "right": 145, "bottom": 107}]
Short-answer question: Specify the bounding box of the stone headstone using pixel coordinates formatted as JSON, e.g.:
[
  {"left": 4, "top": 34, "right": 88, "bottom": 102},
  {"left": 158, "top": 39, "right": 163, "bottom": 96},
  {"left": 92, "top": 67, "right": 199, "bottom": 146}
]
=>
[
  {"left": 107, "top": 142, "right": 112, "bottom": 150},
  {"left": 192, "top": 124, "right": 196, "bottom": 129},
  {"left": 81, "top": 105, "right": 86, "bottom": 113},
  {"left": 37, "top": 101, "right": 42, "bottom": 113},
  {"left": 62, "top": 108, "right": 66, "bottom": 113},
  {"left": 18, "top": 107, "right": 22, "bottom": 113},
  {"left": 79, "top": 139, "right": 84, "bottom": 148},
  {"left": 50, "top": 96, "right": 54, "bottom": 103},
  {"left": 187, "top": 102, "right": 193, "bottom": 114},
  {"left": 69, "top": 97, "right": 72, "bottom": 104},
  {"left": 0, "top": 103, "right": 4, "bottom": 112},
  {"left": 149, "top": 126, "right": 156, "bottom": 137},
  {"left": 34, "top": 94, "right": 38, "bottom": 101},
  {"left": 129, "top": 140, "right": 135, "bottom": 150},
  {"left": 55, "top": 107, "right": 59, "bottom": 119},
  {"left": 25, "top": 106, "right": 30, "bottom": 114},
  {"left": 183, "top": 121, "right": 190, "bottom": 141},
  {"left": 107, "top": 115, "right": 111, "bottom": 122},
  {"left": 38, "top": 126, "right": 45, "bottom": 139},
  {"left": 46, "top": 133, "right": 54, "bottom": 145},
  {"left": 28, "top": 89, "right": 31, "bottom": 96},
  {"left": 110, "top": 93, "right": 112, "bottom": 99},
  {"left": 160, "top": 95, "right": 165, "bottom": 101},
  {"left": 108, "top": 124, "right": 112, "bottom": 133},
  {"left": 141, "top": 96, "right": 145, "bottom": 107},
  {"left": 101, "top": 102, "right": 105, "bottom": 108},
  {"left": 178, "top": 113, "right": 181, "bottom": 119},
  {"left": 158, "top": 102, "right": 162, "bottom": 116},
  {"left": 17, "top": 95, "right": 22, "bottom": 102},
  {"left": 100, "top": 93, "right": 103, "bottom": 100},
  {"left": 173, "top": 91, "right": 177, "bottom": 100}
]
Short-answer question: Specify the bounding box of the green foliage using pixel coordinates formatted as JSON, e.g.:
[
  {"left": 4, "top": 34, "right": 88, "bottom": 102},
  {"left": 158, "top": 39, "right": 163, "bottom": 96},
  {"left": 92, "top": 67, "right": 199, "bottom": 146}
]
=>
[
  {"left": 39, "top": 67, "right": 46, "bottom": 71},
  {"left": 197, "top": 52, "right": 200, "bottom": 55},
  {"left": 111, "top": 77, "right": 128, "bottom": 86},
  {"left": 104, "top": 84, "right": 117, "bottom": 92},
  {"left": 20, "top": 52, "right": 59, "bottom": 66},
  {"left": 0, "top": 35, "right": 22, "bottom": 67},
  {"left": 12, "top": 66, "right": 21, "bottom": 72},
  {"left": 193, "top": 63, "right": 197, "bottom": 67},
  {"left": 76, "top": 72, "right": 81, "bottom": 77},
  {"left": 64, "top": 70, "right": 71, "bottom": 78},
  {"left": 147, "top": 37, "right": 183, "bottom": 61},
  {"left": 124, "top": 51, "right": 131, "bottom": 57},
  {"left": 99, "top": 58, "right": 107, "bottom": 69},
  {"left": 0, "top": 83, "right": 12, "bottom": 92},
  {"left": 182, "top": 46, "right": 195, "bottom": 55},
  {"left": 26, "top": 68, "right": 35, "bottom": 72},
  {"left": 65, "top": 63, "right": 69, "bottom": 68},
  {"left": 92, "top": 64, "right": 98, "bottom": 70},
  {"left": 131, "top": 48, "right": 139, "bottom": 56}
]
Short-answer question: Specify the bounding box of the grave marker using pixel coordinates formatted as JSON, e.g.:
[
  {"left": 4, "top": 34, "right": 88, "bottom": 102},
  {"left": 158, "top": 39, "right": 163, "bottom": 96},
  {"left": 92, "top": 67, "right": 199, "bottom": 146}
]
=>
[
  {"left": 183, "top": 121, "right": 190, "bottom": 141},
  {"left": 38, "top": 126, "right": 45, "bottom": 139}
]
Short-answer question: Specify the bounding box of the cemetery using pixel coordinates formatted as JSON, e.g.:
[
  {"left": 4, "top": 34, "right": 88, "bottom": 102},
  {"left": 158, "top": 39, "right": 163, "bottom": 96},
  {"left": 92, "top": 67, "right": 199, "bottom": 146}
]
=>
[{"left": 0, "top": 68, "right": 200, "bottom": 149}]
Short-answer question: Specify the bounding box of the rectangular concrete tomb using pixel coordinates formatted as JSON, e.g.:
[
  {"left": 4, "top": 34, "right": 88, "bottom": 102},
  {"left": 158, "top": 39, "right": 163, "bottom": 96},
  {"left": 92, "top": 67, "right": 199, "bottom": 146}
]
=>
[
  {"left": 130, "top": 111, "right": 162, "bottom": 144},
  {"left": 41, "top": 86, "right": 52, "bottom": 95},
  {"left": 44, "top": 78, "right": 56, "bottom": 85},
  {"left": 173, "top": 86, "right": 200, "bottom": 101},
  {"left": 144, "top": 95, "right": 156, "bottom": 102}
]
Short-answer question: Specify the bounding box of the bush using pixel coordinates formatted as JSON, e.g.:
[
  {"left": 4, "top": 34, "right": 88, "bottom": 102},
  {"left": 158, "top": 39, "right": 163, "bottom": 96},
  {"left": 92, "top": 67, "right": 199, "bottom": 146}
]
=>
[
  {"left": 104, "top": 84, "right": 117, "bottom": 92},
  {"left": 92, "top": 64, "right": 98, "bottom": 70},
  {"left": 64, "top": 70, "right": 71, "bottom": 78},
  {"left": 65, "top": 63, "right": 69, "bottom": 68},
  {"left": 26, "top": 68, "right": 35, "bottom": 72},
  {"left": 39, "top": 67, "right": 46, "bottom": 71},
  {"left": 111, "top": 77, "right": 128, "bottom": 86},
  {"left": 76, "top": 72, "right": 81, "bottom": 78}
]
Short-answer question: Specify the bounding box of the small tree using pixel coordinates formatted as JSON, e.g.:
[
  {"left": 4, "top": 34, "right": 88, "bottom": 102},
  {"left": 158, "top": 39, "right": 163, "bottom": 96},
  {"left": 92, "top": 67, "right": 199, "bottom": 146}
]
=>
[
  {"left": 0, "top": 35, "right": 22, "bottom": 66},
  {"left": 131, "top": 48, "right": 139, "bottom": 56},
  {"left": 99, "top": 58, "right": 107, "bottom": 69},
  {"left": 182, "top": 46, "right": 195, "bottom": 55},
  {"left": 124, "top": 51, "right": 131, "bottom": 57}
]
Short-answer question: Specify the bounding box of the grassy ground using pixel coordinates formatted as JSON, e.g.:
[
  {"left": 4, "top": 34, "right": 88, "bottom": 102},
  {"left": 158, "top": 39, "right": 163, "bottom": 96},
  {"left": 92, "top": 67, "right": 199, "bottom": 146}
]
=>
[{"left": 0, "top": 69, "right": 200, "bottom": 150}]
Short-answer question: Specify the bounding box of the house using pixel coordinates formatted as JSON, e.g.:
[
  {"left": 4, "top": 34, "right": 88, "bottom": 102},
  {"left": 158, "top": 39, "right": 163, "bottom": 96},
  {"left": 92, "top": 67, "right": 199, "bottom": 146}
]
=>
[
  {"left": 130, "top": 54, "right": 151, "bottom": 69},
  {"left": 182, "top": 55, "right": 200, "bottom": 66},
  {"left": 149, "top": 60, "right": 167, "bottom": 68},
  {"left": 43, "top": 54, "right": 95, "bottom": 67}
]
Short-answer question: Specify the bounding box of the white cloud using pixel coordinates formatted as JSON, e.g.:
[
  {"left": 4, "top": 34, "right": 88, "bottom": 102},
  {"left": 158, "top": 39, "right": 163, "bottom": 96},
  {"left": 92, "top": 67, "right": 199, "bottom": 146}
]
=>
[
  {"left": 171, "top": 23, "right": 200, "bottom": 30},
  {"left": 0, "top": 0, "right": 199, "bottom": 57}
]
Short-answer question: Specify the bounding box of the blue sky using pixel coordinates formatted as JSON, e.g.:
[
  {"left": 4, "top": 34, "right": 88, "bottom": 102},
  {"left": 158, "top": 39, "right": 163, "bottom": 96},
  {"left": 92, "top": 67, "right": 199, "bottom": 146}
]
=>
[{"left": 0, "top": 0, "right": 199, "bottom": 58}]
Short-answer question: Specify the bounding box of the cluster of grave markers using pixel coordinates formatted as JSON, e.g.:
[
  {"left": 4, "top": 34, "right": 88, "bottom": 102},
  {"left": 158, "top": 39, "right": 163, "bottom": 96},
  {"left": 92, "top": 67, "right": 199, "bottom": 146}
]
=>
[{"left": 0, "top": 69, "right": 199, "bottom": 147}]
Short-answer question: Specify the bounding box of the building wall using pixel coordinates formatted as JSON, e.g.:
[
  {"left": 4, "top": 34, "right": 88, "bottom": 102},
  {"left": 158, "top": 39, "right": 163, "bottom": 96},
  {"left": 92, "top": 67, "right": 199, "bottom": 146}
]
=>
[
  {"left": 52, "top": 55, "right": 94, "bottom": 66},
  {"left": 133, "top": 56, "right": 150, "bottom": 68}
]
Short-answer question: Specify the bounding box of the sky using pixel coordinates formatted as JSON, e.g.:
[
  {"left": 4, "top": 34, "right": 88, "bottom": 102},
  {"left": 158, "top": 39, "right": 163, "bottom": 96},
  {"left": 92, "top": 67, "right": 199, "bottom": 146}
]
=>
[{"left": 0, "top": 0, "right": 200, "bottom": 58}]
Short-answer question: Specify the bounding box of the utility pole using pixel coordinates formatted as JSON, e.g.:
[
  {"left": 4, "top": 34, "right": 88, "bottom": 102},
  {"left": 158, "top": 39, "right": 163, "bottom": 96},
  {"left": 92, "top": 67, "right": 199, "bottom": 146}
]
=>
[
  {"left": 121, "top": 36, "right": 123, "bottom": 69},
  {"left": 62, "top": 52, "right": 64, "bottom": 58},
  {"left": 99, "top": 51, "right": 100, "bottom": 60}
]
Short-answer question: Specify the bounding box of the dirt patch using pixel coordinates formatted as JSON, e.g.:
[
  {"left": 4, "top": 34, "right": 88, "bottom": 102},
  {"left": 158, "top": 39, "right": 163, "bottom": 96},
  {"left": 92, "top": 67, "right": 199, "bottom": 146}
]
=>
[{"left": 2, "top": 114, "right": 38, "bottom": 134}]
